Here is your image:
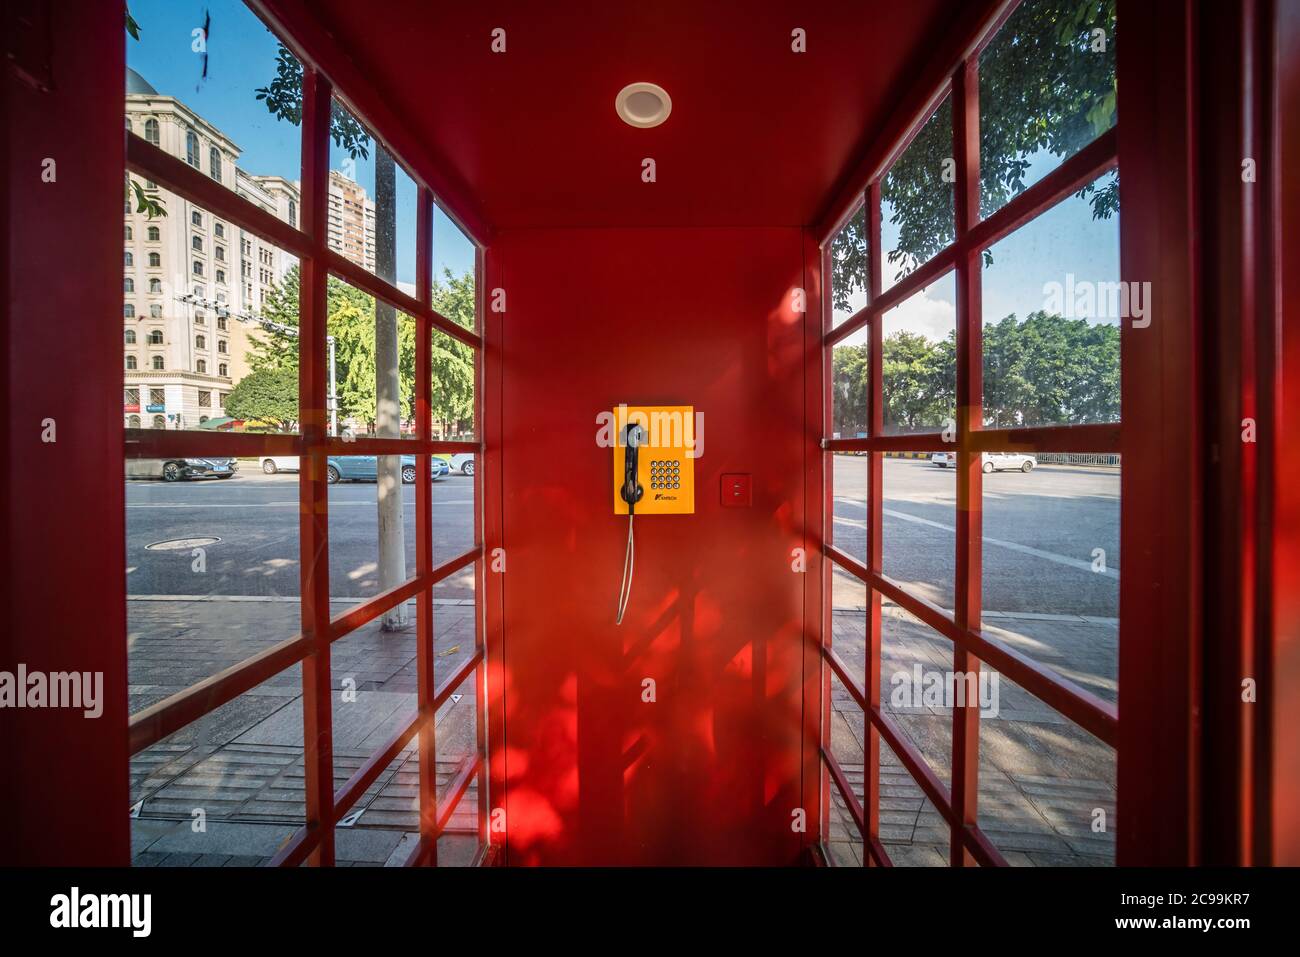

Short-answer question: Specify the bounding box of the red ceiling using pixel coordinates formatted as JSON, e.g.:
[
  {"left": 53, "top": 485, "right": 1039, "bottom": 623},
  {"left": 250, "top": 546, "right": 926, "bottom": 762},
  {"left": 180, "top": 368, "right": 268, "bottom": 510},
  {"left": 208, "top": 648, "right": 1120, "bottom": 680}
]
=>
[{"left": 294, "top": 0, "right": 958, "bottom": 232}]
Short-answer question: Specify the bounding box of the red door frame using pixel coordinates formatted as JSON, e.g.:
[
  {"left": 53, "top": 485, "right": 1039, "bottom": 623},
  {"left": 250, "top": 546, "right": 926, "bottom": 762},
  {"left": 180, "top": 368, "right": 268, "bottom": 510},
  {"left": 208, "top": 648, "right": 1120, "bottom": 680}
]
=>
[
  {"left": 2, "top": 0, "right": 131, "bottom": 865},
  {"left": 1273, "top": 0, "right": 1300, "bottom": 867}
]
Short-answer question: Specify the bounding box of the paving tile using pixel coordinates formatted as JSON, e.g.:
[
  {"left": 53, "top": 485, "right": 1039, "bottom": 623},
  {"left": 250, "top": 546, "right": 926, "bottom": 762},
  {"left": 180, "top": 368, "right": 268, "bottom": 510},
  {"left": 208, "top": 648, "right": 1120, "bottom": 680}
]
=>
[{"left": 146, "top": 820, "right": 299, "bottom": 857}]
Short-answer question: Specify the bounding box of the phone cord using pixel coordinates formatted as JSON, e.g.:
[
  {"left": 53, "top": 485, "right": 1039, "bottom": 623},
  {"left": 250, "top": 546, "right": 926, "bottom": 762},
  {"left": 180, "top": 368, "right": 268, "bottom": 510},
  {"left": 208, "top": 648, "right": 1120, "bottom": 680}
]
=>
[{"left": 615, "top": 511, "right": 635, "bottom": 625}]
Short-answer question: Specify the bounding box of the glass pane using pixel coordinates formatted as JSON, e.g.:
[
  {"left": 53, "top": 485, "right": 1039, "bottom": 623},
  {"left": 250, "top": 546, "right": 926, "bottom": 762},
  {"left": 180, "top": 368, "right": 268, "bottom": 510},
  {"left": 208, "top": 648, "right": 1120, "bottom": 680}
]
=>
[
  {"left": 881, "top": 271, "right": 956, "bottom": 435},
  {"left": 430, "top": 323, "right": 477, "bottom": 442},
  {"left": 130, "top": 667, "right": 303, "bottom": 866},
  {"left": 981, "top": 172, "right": 1121, "bottom": 428},
  {"left": 979, "top": 0, "right": 1118, "bottom": 218},
  {"left": 330, "top": 617, "right": 418, "bottom": 762},
  {"left": 878, "top": 736, "right": 951, "bottom": 867},
  {"left": 881, "top": 96, "right": 954, "bottom": 292},
  {"left": 123, "top": 190, "right": 300, "bottom": 433},
  {"left": 826, "top": 668, "right": 866, "bottom": 867},
  {"left": 830, "top": 204, "right": 868, "bottom": 327},
  {"left": 981, "top": 452, "right": 1120, "bottom": 700},
  {"left": 436, "top": 788, "right": 482, "bottom": 866},
  {"left": 977, "top": 668, "right": 1116, "bottom": 865},
  {"left": 830, "top": 565, "right": 868, "bottom": 687},
  {"left": 327, "top": 454, "right": 418, "bottom": 617},
  {"left": 432, "top": 206, "right": 479, "bottom": 332},
  {"left": 434, "top": 564, "right": 477, "bottom": 684},
  {"left": 329, "top": 99, "right": 419, "bottom": 293},
  {"left": 830, "top": 453, "right": 868, "bottom": 567},
  {"left": 882, "top": 453, "right": 956, "bottom": 612},
  {"left": 326, "top": 277, "right": 419, "bottom": 439},
  {"left": 434, "top": 715, "right": 482, "bottom": 864},
  {"left": 126, "top": 0, "right": 303, "bottom": 191},
  {"left": 880, "top": 597, "right": 953, "bottom": 785},
  {"left": 125, "top": 452, "right": 298, "bottom": 715},
  {"left": 335, "top": 739, "right": 421, "bottom": 866},
  {"left": 432, "top": 451, "right": 477, "bottom": 566},
  {"left": 879, "top": 595, "right": 953, "bottom": 866},
  {"left": 329, "top": 610, "right": 421, "bottom": 864},
  {"left": 831, "top": 335, "right": 869, "bottom": 441}
]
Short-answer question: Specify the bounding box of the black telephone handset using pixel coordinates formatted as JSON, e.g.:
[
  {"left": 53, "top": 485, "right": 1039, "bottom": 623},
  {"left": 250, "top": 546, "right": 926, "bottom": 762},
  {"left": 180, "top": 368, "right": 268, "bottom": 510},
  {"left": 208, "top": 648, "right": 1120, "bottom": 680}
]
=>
[
  {"left": 621, "top": 424, "right": 645, "bottom": 513},
  {"left": 616, "top": 422, "right": 645, "bottom": 624}
]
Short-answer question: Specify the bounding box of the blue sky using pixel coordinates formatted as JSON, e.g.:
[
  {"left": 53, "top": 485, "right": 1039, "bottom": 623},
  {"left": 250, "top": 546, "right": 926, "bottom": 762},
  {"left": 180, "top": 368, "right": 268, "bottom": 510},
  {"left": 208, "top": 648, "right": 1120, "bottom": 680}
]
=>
[{"left": 126, "top": 0, "right": 477, "bottom": 288}]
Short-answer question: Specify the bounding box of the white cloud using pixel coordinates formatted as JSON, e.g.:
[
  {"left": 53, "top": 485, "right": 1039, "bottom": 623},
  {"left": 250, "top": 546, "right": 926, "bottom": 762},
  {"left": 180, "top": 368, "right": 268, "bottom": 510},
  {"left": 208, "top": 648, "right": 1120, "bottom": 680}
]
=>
[{"left": 882, "top": 285, "right": 955, "bottom": 342}]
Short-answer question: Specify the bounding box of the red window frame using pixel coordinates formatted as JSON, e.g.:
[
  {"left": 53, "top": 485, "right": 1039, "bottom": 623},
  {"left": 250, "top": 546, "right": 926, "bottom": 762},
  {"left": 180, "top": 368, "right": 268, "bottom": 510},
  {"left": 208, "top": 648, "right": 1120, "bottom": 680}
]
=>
[
  {"left": 816, "top": 0, "right": 1120, "bottom": 867},
  {"left": 122, "top": 22, "right": 489, "bottom": 867}
]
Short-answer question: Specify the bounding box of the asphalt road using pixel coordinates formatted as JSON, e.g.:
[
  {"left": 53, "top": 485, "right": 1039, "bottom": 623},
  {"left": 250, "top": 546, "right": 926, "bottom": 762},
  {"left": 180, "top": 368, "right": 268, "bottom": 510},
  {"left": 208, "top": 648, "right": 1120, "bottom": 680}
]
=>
[
  {"left": 832, "top": 455, "right": 1119, "bottom": 616},
  {"left": 125, "top": 456, "right": 1119, "bottom": 617},
  {"left": 126, "top": 467, "right": 478, "bottom": 601}
]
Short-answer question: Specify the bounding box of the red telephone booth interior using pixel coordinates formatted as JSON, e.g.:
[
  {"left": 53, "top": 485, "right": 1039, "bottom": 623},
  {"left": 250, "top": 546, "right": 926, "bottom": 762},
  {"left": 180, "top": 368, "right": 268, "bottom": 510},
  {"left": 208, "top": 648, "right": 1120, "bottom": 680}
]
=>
[{"left": 2, "top": 0, "right": 1298, "bottom": 868}]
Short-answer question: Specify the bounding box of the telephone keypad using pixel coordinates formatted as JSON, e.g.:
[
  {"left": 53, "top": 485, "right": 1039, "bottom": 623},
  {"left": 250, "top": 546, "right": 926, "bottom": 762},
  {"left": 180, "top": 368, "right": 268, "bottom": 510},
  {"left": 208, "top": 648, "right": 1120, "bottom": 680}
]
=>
[{"left": 649, "top": 458, "right": 682, "bottom": 489}]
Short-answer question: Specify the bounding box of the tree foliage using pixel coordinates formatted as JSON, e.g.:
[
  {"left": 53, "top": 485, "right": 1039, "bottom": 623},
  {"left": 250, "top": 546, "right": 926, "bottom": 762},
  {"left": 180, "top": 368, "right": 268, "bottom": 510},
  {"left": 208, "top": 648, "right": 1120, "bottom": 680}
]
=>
[
  {"left": 831, "top": 311, "right": 1118, "bottom": 436},
  {"left": 224, "top": 364, "right": 298, "bottom": 432},
  {"left": 255, "top": 45, "right": 373, "bottom": 159},
  {"left": 430, "top": 268, "right": 477, "bottom": 438},
  {"left": 247, "top": 265, "right": 476, "bottom": 436},
  {"left": 831, "top": 0, "right": 1118, "bottom": 310}
]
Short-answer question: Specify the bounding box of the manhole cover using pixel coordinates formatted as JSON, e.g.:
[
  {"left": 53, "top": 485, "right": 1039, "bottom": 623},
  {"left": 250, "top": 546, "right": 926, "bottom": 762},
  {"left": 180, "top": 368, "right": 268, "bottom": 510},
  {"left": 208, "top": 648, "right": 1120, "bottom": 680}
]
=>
[{"left": 145, "top": 537, "right": 222, "bottom": 551}]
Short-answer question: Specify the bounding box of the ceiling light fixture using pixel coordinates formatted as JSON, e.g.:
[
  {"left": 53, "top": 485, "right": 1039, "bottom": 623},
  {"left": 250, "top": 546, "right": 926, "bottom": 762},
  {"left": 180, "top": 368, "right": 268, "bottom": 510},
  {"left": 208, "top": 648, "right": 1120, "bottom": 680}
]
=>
[{"left": 615, "top": 82, "right": 672, "bottom": 129}]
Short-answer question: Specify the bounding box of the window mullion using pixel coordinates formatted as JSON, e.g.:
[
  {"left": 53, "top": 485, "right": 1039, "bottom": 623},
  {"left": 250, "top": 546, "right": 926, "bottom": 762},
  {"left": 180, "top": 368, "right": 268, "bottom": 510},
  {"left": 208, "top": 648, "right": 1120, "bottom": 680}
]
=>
[{"left": 950, "top": 55, "right": 985, "bottom": 867}]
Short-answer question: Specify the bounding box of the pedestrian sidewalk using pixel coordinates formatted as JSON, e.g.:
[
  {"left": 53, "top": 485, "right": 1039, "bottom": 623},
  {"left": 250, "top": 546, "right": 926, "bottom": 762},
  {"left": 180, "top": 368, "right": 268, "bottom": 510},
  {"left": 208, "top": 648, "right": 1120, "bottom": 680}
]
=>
[
  {"left": 127, "top": 597, "right": 480, "bottom": 866},
  {"left": 826, "top": 603, "right": 1117, "bottom": 867}
]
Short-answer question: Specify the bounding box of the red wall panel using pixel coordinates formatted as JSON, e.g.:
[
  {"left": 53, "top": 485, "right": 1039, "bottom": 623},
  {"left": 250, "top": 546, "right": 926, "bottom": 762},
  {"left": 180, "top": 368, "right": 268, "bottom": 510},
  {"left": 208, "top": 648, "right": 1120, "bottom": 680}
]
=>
[
  {"left": 492, "top": 227, "right": 810, "bottom": 865},
  {"left": 1, "top": 0, "right": 130, "bottom": 864}
]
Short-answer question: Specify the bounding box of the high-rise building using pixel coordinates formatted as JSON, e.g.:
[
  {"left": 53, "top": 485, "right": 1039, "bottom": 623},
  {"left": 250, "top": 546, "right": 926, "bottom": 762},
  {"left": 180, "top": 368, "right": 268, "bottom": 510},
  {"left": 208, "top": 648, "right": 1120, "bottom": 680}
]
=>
[
  {"left": 123, "top": 68, "right": 300, "bottom": 429},
  {"left": 327, "top": 168, "right": 376, "bottom": 273}
]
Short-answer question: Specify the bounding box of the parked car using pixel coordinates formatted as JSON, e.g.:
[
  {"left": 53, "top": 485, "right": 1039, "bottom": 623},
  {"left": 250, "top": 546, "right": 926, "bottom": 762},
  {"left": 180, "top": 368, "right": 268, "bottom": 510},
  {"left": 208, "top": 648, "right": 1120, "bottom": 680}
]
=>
[
  {"left": 930, "top": 451, "right": 1036, "bottom": 473},
  {"left": 325, "top": 454, "right": 449, "bottom": 485},
  {"left": 126, "top": 457, "right": 238, "bottom": 482},
  {"left": 259, "top": 455, "right": 300, "bottom": 474},
  {"left": 435, "top": 453, "right": 476, "bottom": 476}
]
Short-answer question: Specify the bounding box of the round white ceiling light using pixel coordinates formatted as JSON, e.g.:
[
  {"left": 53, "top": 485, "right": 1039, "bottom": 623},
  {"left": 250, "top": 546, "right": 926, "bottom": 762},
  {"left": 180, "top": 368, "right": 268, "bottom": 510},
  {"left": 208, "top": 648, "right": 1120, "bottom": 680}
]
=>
[{"left": 615, "top": 82, "right": 672, "bottom": 129}]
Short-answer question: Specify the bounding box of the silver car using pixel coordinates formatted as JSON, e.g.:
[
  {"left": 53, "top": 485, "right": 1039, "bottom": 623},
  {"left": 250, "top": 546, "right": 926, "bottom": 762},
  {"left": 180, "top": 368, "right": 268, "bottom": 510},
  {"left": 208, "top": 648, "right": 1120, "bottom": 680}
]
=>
[
  {"left": 930, "top": 451, "right": 1036, "bottom": 473},
  {"left": 126, "top": 457, "right": 238, "bottom": 482}
]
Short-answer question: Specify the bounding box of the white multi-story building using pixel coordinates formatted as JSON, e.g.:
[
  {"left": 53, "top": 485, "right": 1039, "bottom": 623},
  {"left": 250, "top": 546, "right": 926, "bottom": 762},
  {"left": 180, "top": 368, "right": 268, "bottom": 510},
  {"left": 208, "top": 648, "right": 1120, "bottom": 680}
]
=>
[{"left": 123, "top": 68, "right": 300, "bottom": 429}]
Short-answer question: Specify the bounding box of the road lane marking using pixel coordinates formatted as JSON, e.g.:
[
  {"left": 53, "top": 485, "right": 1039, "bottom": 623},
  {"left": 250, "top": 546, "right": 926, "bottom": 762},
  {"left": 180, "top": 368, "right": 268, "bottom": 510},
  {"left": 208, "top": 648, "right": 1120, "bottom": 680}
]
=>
[{"left": 833, "top": 499, "right": 1120, "bottom": 579}]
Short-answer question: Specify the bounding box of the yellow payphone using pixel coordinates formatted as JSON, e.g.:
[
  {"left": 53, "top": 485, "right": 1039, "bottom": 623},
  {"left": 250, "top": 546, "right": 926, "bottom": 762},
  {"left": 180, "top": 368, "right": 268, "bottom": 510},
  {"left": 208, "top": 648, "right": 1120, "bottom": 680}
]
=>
[
  {"left": 612, "top": 405, "right": 695, "bottom": 623},
  {"left": 612, "top": 405, "right": 695, "bottom": 516}
]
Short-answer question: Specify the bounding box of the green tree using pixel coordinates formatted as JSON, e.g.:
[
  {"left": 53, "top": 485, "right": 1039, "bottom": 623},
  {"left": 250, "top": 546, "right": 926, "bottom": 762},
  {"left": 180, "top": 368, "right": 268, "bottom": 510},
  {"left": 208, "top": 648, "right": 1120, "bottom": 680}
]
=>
[
  {"left": 831, "top": 0, "right": 1118, "bottom": 310},
  {"left": 832, "top": 344, "right": 870, "bottom": 437},
  {"left": 882, "top": 330, "right": 954, "bottom": 431},
  {"left": 249, "top": 264, "right": 477, "bottom": 437},
  {"left": 430, "top": 268, "right": 477, "bottom": 438},
  {"left": 247, "top": 265, "right": 423, "bottom": 430},
  {"left": 224, "top": 365, "right": 298, "bottom": 432},
  {"left": 983, "top": 311, "right": 1119, "bottom": 426}
]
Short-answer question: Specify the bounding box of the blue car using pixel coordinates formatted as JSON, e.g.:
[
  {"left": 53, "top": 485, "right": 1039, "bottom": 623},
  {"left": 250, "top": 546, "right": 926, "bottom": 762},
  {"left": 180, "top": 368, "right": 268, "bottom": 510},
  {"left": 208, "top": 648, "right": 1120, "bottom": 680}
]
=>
[{"left": 325, "top": 454, "right": 449, "bottom": 485}]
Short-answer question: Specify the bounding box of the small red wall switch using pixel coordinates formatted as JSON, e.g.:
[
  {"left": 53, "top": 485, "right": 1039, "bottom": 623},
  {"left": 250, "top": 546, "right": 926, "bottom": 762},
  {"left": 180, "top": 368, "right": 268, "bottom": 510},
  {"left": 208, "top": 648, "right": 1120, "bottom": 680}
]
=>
[{"left": 721, "top": 473, "right": 752, "bottom": 507}]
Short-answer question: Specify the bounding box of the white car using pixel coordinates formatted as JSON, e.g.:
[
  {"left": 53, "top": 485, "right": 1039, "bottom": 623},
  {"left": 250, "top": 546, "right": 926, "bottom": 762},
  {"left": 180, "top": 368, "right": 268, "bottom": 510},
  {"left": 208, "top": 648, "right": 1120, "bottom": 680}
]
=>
[
  {"left": 440, "top": 453, "right": 476, "bottom": 476},
  {"left": 259, "top": 455, "right": 300, "bottom": 474},
  {"left": 930, "top": 451, "right": 1036, "bottom": 473}
]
